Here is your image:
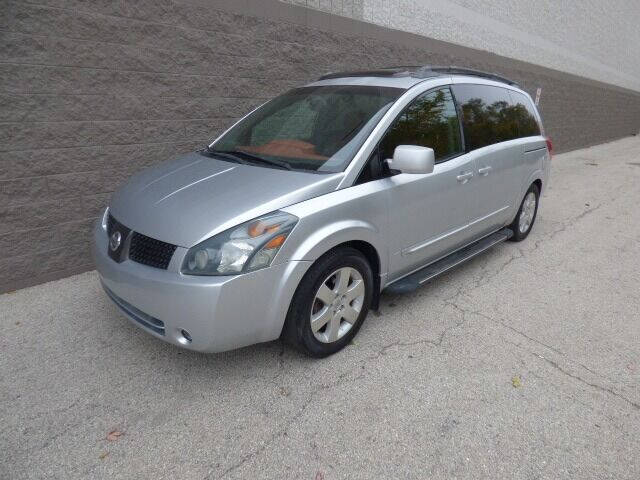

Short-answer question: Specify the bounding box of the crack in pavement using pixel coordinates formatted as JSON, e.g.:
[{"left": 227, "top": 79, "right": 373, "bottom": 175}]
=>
[
  {"left": 515, "top": 344, "right": 640, "bottom": 411},
  {"left": 467, "top": 308, "right": 639, "bottom": 411},
  {"left": 213, "top": 366, "right": 367, "bottom": 479},
  {"left": 375, "top": 307, "right": 468, "bottom": 356},
  {"left": 525, "top": 367, "right": 623, "bottom": 425},
  {"left": 531, "top": 202, "right": 603, "bottom": 252}
]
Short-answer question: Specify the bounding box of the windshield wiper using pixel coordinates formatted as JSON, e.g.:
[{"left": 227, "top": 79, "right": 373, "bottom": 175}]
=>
[
  {"left": 216, "top": 149, "right": 293, "bottom": 171},
  {"left": 202, "top": 145, "right": 250, "bottom": 165}
]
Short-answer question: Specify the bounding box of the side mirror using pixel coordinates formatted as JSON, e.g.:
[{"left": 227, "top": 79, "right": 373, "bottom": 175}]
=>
[{"left": 387, "top": 145, "right": 435, "bottom": 174}]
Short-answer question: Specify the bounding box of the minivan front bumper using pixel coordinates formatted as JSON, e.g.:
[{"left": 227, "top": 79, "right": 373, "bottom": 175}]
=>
[{"left": 92, "top": 221, "right": 310, "bottom": 353}]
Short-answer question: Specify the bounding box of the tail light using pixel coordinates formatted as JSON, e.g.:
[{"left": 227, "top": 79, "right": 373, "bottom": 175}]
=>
[{"left": 545, "top": 137, "right": 553, "bottom": 159}]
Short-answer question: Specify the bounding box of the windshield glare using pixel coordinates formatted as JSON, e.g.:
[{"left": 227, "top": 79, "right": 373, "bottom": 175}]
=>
[{"left": 212, "top": 85, "right": 404, "bottom": 172}]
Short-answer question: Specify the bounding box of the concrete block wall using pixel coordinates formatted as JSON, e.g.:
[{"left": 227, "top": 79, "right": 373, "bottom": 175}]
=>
[{"left": 1, "top": 0, "right": 640, "bottom": 292}]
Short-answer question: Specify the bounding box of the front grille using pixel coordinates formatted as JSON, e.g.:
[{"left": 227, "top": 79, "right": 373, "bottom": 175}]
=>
[
  {"left": 107, "top": 213, "right": 177, "bottom": 269},
  {"left": 129, "top": 232, "right": 177, "bottom": 270}
]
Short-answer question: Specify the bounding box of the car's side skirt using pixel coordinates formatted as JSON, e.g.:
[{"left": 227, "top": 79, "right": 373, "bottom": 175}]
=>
[{"left": 383, "top": 228, "right": 513, "bottom": 294}]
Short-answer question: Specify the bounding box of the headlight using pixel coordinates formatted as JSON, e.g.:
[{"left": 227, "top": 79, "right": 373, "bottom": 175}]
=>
[{"left": 181, "top": 211, "right": 297, "bottom": 276}]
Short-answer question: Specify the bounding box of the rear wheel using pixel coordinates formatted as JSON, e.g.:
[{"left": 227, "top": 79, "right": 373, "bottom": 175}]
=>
[
  {"left": 509, "top": 183, "right": 539, "bottom": 242},
  {"left": 282, "top": 247, "right": 373, "bottom": 357}
]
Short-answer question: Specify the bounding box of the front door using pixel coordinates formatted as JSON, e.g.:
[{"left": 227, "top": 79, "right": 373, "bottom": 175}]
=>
[{"left": 379, "top": 87, "right": 477, "bottom": 280}]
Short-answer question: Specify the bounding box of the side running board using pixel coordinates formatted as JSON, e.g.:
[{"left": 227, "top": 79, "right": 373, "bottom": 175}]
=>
[{"left": 384, "top": 228, "right": 513, "bottom": 294}]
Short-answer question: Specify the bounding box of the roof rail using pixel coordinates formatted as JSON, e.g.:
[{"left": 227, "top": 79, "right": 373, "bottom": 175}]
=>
[
  {"left": 413, "top": 66, "right": 520, "bottom": 86},
  {"left": 318, "top": 65, "right": 520, "bottom": 87},
  {"left": 318, "top": 68, "right": 407, "bottom": 80}
]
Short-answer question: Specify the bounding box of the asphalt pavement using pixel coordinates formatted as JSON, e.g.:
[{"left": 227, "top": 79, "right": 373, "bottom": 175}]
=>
[{"left": 2, "top": 136, "right": 640, "bottom": 479}]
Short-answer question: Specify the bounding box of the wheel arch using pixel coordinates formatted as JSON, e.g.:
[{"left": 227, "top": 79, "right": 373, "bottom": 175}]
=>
[
  {"left": 510, "top": 173, "right": 543, "bottom": 224},
  {"left": 523, "top": 171, "right": 543, "bottom": 198},
  {"left": 325, "top": 239, "right": 382, "bottom": 311},
  {"left": 276, "top": 220, "right": 386, "bottom": 321},
  {"left": 281, "top": 220, "right": 386, "bottom": 270},
  {"left": 277, "top": 237, "right": 383, "bottom": 351},
  {"left": 532, "top": 178, "right": 542, "bottom": 193}
]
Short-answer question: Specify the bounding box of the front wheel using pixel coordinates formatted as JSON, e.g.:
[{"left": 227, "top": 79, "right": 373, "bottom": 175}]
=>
[
  {"left": 509, "top": 183, "right": 539, "bottom": 242},
  {"left": 282, "top": 247, "right": 373, "bottom": 357}
]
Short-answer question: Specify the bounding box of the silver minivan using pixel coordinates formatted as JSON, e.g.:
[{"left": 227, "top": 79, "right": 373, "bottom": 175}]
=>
[{"left": 93, "top": 66, "right": 552, "bottom": 357}]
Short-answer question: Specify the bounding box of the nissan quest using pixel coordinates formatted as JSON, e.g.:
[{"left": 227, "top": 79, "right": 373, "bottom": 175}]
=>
[{"left": 93, "top": 66, "right": 552, "bottom": 357}]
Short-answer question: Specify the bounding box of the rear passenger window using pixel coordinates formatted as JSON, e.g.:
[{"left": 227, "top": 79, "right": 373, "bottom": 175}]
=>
[
  {"left": 452, "top": 84, "right": 518, "bottom": 150},
  {"left": 509, "top": 91, "right": 542, "bottom": 137},
  {"left": 380, "top": 87, "right": 463, "bottom": 162}
]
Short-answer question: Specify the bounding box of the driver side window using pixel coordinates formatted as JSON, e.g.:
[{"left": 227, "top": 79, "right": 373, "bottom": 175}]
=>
[
  {"left": 380, "top": 86, "right": 463, "bottom": 161},
  {"left": 356, "top": 87, "right": 463, "bottom": 185}
]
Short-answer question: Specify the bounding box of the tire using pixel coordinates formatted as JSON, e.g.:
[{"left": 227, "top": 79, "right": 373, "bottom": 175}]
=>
[
  {"left": 282, "top": 247, "right": 373, "bottom": 357},
  {"left": 509, "top": 183, "right": 540, "bottom": 242}
]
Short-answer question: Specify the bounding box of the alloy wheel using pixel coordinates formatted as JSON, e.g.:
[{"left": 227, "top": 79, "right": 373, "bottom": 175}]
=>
[
  {"left": 519, "top": 191, "right": 537, "bottom": 233},
  {"left": 310, "top": 267, "right": 365, "bottom": 343}
]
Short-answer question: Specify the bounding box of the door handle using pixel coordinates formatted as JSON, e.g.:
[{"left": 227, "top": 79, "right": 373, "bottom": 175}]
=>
[
  {"left": 456, "top": 172, "right": 473, "bottom": 183},
  {"left": 478, "top": 166, "right": 492, "bottom": 176}
]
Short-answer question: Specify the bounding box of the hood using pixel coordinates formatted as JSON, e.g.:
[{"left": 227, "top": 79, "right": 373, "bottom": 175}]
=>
[{"left": 109, "top": 152, "right": 343, "bottom": 247}]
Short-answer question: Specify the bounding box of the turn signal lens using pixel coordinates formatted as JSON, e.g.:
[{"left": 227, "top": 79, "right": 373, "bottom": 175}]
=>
[
  {"left": 265, "top": 234, "right": 286, "bottom": 249},
  {"left": 248, "top": 220, "right": 280, "bottom": 238}
]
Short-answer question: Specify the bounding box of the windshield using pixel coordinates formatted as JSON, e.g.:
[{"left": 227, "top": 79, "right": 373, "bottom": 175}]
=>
[{"left": 211, "top": 85, "right": 404, "bottom": 172}]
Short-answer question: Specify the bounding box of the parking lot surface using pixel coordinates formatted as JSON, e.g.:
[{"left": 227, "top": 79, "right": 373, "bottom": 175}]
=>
[{"left": 2, "top": 136, "right": 640, "bottom": 479}]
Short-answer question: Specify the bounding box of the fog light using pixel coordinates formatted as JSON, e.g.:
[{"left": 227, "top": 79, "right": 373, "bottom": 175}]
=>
[{"left": 179, "top": 329, "right": 192, "bottom": 344}]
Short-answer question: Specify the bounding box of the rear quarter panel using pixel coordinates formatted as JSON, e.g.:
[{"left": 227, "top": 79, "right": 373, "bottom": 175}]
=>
[
  {"left": 519, "top": 89, "right": 549, "bottom": 196},
  {"left": 520, "top": 137, "right": 548, "bottom": 203}
]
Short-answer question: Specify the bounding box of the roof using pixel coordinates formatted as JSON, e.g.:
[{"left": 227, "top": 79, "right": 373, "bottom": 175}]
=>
[{"left": 314, "top": 65, "right": 520, "bottom": 89}]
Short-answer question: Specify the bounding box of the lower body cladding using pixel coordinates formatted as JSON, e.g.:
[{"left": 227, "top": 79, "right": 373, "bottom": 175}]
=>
[{"left": 92, "top": 223, "right": 311, "bottom": 353}]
